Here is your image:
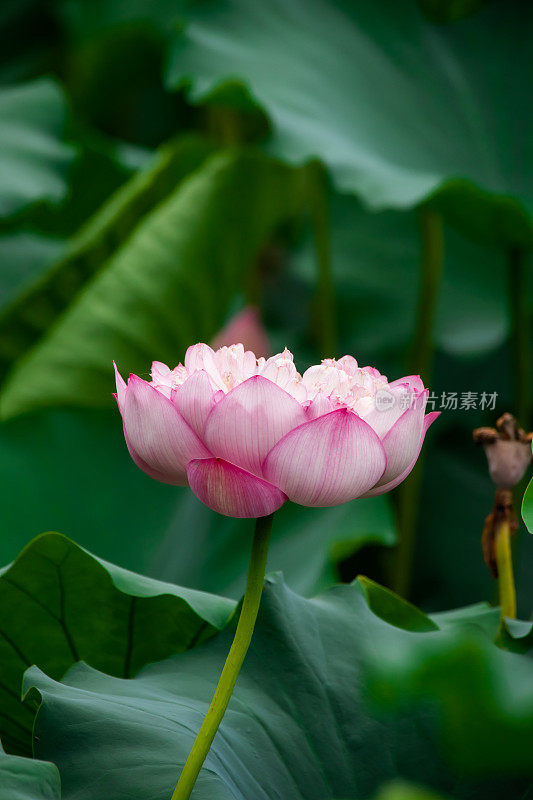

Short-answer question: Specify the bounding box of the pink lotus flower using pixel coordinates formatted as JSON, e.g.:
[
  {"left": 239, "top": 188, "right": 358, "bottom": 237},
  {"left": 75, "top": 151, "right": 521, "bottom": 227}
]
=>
[{"left": 114, "top": 345, "right": 439, "bottom": 518}]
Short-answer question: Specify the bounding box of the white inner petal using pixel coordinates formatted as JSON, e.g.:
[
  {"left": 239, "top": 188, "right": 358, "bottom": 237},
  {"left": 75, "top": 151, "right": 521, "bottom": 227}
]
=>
[{"left": 148, "top": 345, "right": 410, "bottom": 420}]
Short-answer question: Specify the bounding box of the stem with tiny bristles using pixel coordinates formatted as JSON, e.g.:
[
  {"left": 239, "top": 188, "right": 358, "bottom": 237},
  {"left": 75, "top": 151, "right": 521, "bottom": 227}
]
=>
[
  {"left": 309, "top": 161, "right": 337, "bottom": 358},
  {"left": 394, "top": 207, "right": 444, "bottom": 598},
  {"left": 170, "top": 513, "right": 273, "bottom": 800}
]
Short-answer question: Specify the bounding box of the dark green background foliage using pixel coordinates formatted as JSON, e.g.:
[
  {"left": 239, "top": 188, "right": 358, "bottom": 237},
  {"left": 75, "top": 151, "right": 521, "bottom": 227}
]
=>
[{"left": 0, "top": 0, "right": 532, "bottom": 797}]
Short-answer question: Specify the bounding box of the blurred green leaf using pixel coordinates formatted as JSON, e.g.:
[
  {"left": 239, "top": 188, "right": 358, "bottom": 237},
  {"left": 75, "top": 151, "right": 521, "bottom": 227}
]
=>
[
  {"left": 61, "top": 0, "right": 193, "bottom": 147},
  {"left": 0, "top": 79, "right": 74, "bottom": 219},
  {"left": 0, "top": 233, "right": 64, "bottom": 311},
  {"left": 417, "top": 0, "right": 488, "bottom": 24},
  {"left": 0, "top": 743, "right": 60, "bottom": 800},
  {"left": 25, "top": 576, "right": 529, "bottom": 799},
  {"left": 62, "top": 0, "right": 183, "bottom": 35},
  {"left": 366, "top": 623, "right": 533, "bottom": 777},
  {"left": 168, "top": 0, "right": 533, "bottom": 246},
  {"left": 0, "top": 0, "right": 60, "bottom": 85},
  {"left": 27, "top": 131, "right": 151, "bottom": 239},
  {"left": 0, "top": 135, "right": 213, "bottom": 382},
  {"left": 0, "top": 148, "right": 304, "bottom": 418},
  {"left": 373, "top": 780, "right": 451, "bottom": 800},
  {"left": 0, "top": 531, "right": 234, "bottom": 755}
]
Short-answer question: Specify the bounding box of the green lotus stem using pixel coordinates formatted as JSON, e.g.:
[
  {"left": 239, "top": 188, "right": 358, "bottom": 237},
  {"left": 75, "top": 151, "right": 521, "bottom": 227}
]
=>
[
  {"left": 508, "top": 247, "right": 531, "bottom": 427},
  {"left": 394, "top": 466, "right": 423, "bottom": 598},
  {"left": 310, "top": 162, "right": 337, "bottom": 357},
  {"left": 394, "top": 207, "right": 444, "bottom": 598},
  {"left": 409, "top": 207, "right": 444, "bottom": 382},
  {"left": 496, "top": 519, "right": 516, "bottom": 619},
  {"left": 206, "top": 105, "right": 242, "bottom": 146},
  {"left": 170, "top": 513, "right": 273, "bottom": 800}
]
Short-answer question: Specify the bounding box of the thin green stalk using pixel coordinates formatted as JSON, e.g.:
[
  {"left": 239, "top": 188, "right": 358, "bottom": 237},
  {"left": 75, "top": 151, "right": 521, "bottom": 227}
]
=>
[
  {"left": 206, "top": 105, "right": 242, "bottom": 147},
  {"left": 508, "top": 247, "right": 531, "bottom": 428},
  {"left": 408, "top": 207, "right": 444, "bottom": 379},
  {"left": 309, "top": 162, "right": 337, "bottom": 358},
  {"left": 170, "top": 513, "right": 273, "bottom": 800},
  {"left": 393, "top": 207, "right": 444, "bottom": 598},
  {"left": 394, "top": 464, "right": 423, "bottom": 598},
  {"left": 496, "top": 519, "right": 516, "bottom": 619},
  {"left": 206, "top": 105, "right": 262, "bottom": 307}
]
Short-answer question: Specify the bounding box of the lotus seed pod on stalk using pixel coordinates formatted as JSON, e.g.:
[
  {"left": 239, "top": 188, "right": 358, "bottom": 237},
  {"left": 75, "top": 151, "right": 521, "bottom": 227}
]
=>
[
  {"left": 474, "top": 413, "right": 532, "bottom": 490},
  {"left": 474, "top": 414, "right": 532, "bottom": 616}
]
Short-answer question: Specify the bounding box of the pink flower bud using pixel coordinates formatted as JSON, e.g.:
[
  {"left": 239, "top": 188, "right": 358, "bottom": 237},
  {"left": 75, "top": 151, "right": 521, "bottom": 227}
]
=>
[{"left": 210, "top": 307, "right": 271, "bottom": 357}]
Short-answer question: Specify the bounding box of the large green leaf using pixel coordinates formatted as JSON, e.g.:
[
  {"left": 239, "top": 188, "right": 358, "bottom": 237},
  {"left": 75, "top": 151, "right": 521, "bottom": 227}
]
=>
[
  {"left": 496, "top": 618, "right": 533, "bottom": 656},
  {"left": 0, "top": 135, "right": 213, "bottom": 382},
  {"left": 0, "top": 408, "right": 396, "bottom": 597},
  {"left": 359, "top": 577, "right": 502, "bottom": 640},
  {"left": 0, "top": 532, "right": 235, "bottom": 756},
  {"left": 168, "top": 0, "right": 533, "bottom": 246},
  {"left": 0, "top": 79, "right": 74, "bottom": 220},
  {"left": 25, "top": 576, "right": 530, "bottom": 799},
  {"left": 358, "top": 576, "right": 439, "bottom": 633},
  {"left": 430, "top": 602, "right": 500, "bottom": 640},
  {"left": 0, "top": 744, "right": 60, "bottom": 800},
  {"left": 0, "top": 148, "right": 304, "bottom": 418}
]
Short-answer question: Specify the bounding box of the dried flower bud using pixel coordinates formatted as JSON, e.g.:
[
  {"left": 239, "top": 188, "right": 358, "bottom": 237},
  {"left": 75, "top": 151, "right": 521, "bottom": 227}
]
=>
[{"left": 473, "top": 413, "right": 532, "bottom": 489}]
